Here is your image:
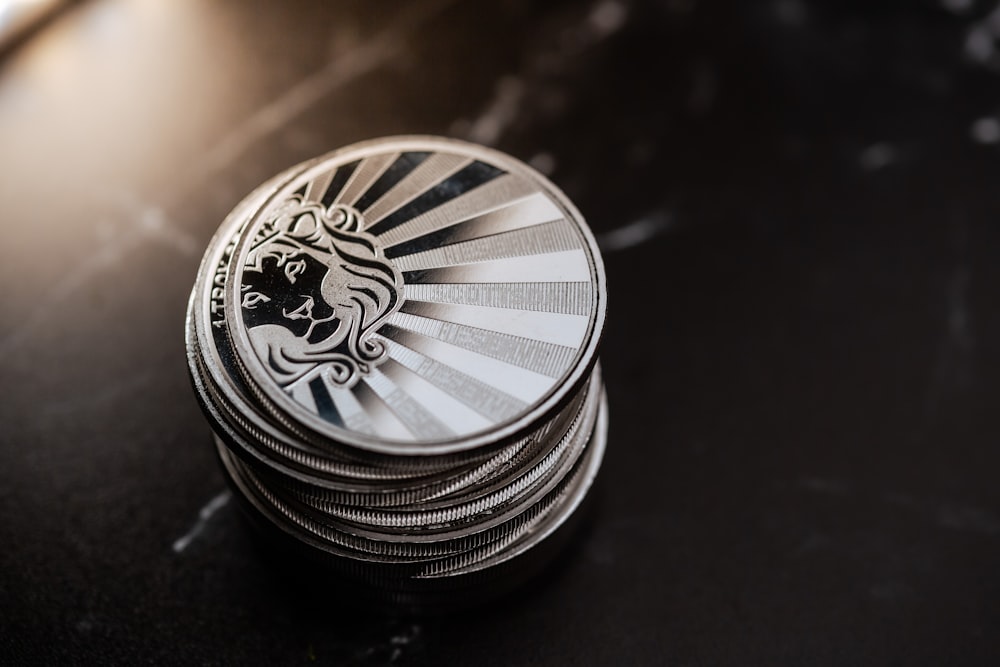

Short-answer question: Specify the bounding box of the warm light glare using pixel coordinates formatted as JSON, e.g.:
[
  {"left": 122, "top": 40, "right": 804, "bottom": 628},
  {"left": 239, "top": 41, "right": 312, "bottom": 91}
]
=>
[{"left": 0, "top": 0, "right": 62, "bottom": 50}]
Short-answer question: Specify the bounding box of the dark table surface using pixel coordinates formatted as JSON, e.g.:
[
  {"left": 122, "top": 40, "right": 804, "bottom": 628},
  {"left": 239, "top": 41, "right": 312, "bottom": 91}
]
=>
[{"left": 4, "top": 0, "right": 1000, "bottom": 664}]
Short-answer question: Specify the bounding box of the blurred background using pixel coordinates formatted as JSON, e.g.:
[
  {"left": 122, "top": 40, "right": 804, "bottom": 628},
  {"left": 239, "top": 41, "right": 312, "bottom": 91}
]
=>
[{"left": 3, "top": 0, "right": 1000, "bottom": 664}]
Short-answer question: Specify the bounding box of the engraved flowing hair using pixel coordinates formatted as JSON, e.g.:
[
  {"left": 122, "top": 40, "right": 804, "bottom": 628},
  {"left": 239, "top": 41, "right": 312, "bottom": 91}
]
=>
[{"left": 243, "top": 196, "right": 404, "bottom": 387}]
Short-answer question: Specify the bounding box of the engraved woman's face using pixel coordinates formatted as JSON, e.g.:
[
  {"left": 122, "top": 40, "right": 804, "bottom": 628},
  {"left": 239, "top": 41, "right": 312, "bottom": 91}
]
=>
[
  {"left": 239, "top": 201, "right": 403, "bottom": 388},
  {"left": 240, "top": 252, "right": 340, "bottom": 344}
]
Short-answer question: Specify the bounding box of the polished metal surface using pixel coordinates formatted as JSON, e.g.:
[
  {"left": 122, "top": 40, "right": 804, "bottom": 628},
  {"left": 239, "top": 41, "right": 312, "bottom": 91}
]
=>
[
  {"left": 185, "top": 135, "right": 609, "bottom": 607},
  {"left": 225, "top": 136, "right": 606, "bottom": 454}
]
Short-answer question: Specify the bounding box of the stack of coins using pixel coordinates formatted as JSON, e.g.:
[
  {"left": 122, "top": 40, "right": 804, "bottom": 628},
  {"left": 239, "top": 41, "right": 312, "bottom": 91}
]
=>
[{"left": 184, "top": 136, "right": 609, "bottom": 610}]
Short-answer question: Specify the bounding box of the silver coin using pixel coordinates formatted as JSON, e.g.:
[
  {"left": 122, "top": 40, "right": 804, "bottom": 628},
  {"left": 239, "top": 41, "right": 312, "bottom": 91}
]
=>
[
  {"left": 223, "top": 136, "right": 607, "bottom": 456},
  {"left": 186, "top": 158, "right": 588, "bottom": 479},
  {"left": 185, "top": 135, "right": 611, "bottom": 607},
  {"left": 214, "top": 385, "right": 607, "bottom": 574}
]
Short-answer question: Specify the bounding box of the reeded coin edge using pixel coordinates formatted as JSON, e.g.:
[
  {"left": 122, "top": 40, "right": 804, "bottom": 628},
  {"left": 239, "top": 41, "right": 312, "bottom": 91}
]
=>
[{"left": 213, "top": 384, "right": 608, "bottom": 579}]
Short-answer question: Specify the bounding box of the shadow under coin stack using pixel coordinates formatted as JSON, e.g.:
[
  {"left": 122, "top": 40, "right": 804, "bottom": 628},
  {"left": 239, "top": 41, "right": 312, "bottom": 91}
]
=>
[{"left": 185, "top": 136, "right": 609, "bottom": 611}]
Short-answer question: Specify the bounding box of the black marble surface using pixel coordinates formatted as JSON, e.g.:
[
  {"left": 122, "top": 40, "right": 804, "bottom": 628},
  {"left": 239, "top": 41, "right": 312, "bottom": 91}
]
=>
[{"left": 3, "top": 0, "right": 1000, "bottom": 664}]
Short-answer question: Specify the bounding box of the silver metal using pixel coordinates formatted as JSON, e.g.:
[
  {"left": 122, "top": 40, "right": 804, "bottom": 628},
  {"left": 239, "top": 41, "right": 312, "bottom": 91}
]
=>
[
  {"left": 224, "top": 136, "right": 606, "bottom": 455},
  {"left": 184, "top": 135, "right": 610, "bottom": 608}
]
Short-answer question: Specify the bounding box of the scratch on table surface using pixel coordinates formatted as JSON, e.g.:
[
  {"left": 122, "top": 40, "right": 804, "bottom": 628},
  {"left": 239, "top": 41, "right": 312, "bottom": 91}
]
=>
[
  {"left": 588, "top": 0, "right": 629, "bottom": 38},
  {"left": 75, "top": 613, "right": 98, "bottom": 634},
  {"left": 465, "top": 76, "right": 525, "bottom": 146},
  {"left": 790, "top": 531, "right": 831, "bottom": 557},
  {"left": 889, "top": 492, "right": 1000, "bottom": 535},
  {"left": 970, "top": 115, "right": 1000, "bottom": 144},
  {"left": 798, "top": 477, "right": 852, "bottom": 496},
  {"left": 965, "top": 24, "right": 994, "bottom": 62},
  {"left": 353, "top": 624, "right": 423, "bottom": 664},
  {"left": 0, "top": 231, "right": 137, "bottom": 355},
  {"left": 528, "top": 151, "right": 557, "bottom": 175},
  {"left": 859, "top": 141, "right": 896, "bottom": 171},
  {"left": 453, "top": 0, "right": 630, "bottom": 147},
  {"left": 597, "top": 210, "right": 672, "bottom": 252},
  {"left": 773, "top": 0, "right": 808, "bottom": 27},
  {"left": 936, "top": 503, "right": 1000, "bottom": 535},
  {"left": 947, "top": 265, "right": 973, "bottom": 351},
  {"left": 869, "top": 580, "right": 914, "bottom": 602},
  {"left": 687, "top": 59, "right": 718, "bottom": 115},
  {"left": 172, "top": 490, "right": 231, "bottom": 553},
  {"left": 181, "top": 0, "right": 459, "bottom": 192},
  {"left": 0, "top": 197, "right": 196, "bottom": 355},
  {"left": 136, "top": 207, "right": 199, "bottom": 257},
  {"left": 962, "top": 2, "right": 1000, "bottom": 66},
  {"left": 942, "top": 0, "right": 975, "bottom": 14},
  {"left": 800, "top": 477, "right": 1000, "bottom": 537},
  {"left": 111, "top": 189, "right": 200, "bottom": 257},
  {"left": 926, "top": 225, "right": 974, "bottom": 409}
]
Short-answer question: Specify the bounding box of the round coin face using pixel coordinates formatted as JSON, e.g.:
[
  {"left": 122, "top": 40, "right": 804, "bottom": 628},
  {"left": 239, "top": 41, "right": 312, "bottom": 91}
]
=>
[{"left": 224, "top": 136, "right": 606, "bottom": 454}]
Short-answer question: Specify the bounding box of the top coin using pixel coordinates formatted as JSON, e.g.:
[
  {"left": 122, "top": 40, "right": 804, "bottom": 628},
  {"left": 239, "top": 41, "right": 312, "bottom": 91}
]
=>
[{"left": 224, "top": 136, "right": 606, "bottom": 455}]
